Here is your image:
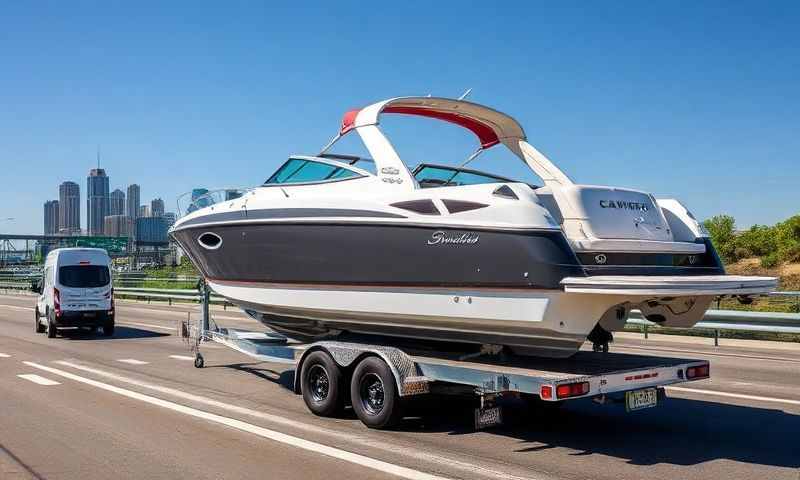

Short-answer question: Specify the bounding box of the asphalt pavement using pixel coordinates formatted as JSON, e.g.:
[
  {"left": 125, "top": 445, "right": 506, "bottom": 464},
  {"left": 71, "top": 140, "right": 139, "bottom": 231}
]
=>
[{"left": 1, "top": 292, "right": 799, "bottom": 480}]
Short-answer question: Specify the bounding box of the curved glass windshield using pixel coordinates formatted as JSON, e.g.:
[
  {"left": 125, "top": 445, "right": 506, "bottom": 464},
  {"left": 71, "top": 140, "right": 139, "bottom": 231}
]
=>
[
  {"left": 413, "top": 164, "right": 514, "bottom": 188},
  {"left": 265, "top": 158, "right": 362, "bottom": 185}
]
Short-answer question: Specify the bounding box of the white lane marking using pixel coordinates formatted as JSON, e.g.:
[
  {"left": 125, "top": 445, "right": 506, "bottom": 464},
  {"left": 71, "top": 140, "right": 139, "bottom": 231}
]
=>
[
  {"left": 667, "top": 386, "right": 800, "bottom": 407},
  {"left": 54, "top": 361, "right": 535, "bottom": 480},
  {"left": 0, "top": 304, "right": 35, "bottom": 311},
  {"left": 0, "top": 353, "right": 11, "bottom": 358},
  {"left": 116, "top": 359, "right": 149, "bottom": 365},
  {"left": 169, "top": 355, "right": 195, "bottom": 361},
  {"left": 24, "top": 362, "right": 451, "bottom": 480},
  {"left": 117, "top": 321, "right": 175, "bottom": 332},
  {"left": 17, "top": 374, "right": 60, "bottom": 386}
]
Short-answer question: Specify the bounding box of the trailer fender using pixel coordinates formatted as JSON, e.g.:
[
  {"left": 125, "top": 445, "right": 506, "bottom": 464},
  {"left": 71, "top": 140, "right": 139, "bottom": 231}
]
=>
[{"left": 294, "top": 342, "right": 421, "bottom": 396}]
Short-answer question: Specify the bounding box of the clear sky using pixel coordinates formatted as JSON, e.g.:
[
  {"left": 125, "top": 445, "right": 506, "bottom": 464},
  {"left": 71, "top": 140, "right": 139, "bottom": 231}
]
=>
[{"left": 1, "top": 1, "right": 798, "bottom": 235}]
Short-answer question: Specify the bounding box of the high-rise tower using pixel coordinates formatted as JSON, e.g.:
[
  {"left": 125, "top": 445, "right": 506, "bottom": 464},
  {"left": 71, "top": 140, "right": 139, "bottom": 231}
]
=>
[
  {"left": 151, "top": 198, "right": 165, "bottom": 217},
  {"left": 58, "top": 181, "right": 81, "bottom": 235},
  {"left": 110, "top": 189, "right": 125, "bottom": 216},
  {"left": 127, "top": 184, "right": 141, "bottom": 219},
  {"left": 87, "top": 168, "right": 110, "bottom": 236},
  {"left": 44, "top": 200, "right": 59, "bottom": 235}
]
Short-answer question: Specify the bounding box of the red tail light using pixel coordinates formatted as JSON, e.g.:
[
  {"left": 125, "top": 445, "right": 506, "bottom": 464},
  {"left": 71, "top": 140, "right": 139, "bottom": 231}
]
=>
[
  {"left": 109, "top": 287, "right": 115, "bottom": 315},
  {"left": 540, "top": 385, "right": 553, "bottom": 400},
  {"left": 686, "top": 364, "right": 710, "bottom": 379},
  {"left": 54, "top": 287, "right": 61, "bottom": 317},
  {"left": 555, "top": 381, "right": 590, "bottom": 399}
]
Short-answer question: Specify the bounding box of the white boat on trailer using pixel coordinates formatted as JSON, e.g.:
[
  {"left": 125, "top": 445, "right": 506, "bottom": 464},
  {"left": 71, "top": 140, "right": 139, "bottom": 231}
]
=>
[{"left": 170, "top": 95, "right": 776, "bottom": 359}]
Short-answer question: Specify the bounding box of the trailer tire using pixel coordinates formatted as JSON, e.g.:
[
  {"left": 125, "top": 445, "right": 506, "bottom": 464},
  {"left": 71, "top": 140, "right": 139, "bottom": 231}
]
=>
[
  {"left": 350, "top": 356, "right": 403, "bottom": 429},
  {"left": 301, "top": 351, "right": 344, "bottom": 417}
]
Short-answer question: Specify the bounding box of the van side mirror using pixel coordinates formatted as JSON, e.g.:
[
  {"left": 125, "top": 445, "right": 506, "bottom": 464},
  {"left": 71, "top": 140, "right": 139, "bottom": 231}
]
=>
[{"left": 30, "top": 280, "right": 42, "bottom": 294}]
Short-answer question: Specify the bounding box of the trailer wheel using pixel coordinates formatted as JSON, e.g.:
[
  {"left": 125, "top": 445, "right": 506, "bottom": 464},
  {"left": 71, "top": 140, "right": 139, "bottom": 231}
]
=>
[
  {"left": 350, "top": 356, "right": 403, "bottom": 429},
  {"left": 194, "top": 353, "right": 204, "bottom": 368},
  {"left": 300, "top": 351, "right": 344, "bottom": 417}
]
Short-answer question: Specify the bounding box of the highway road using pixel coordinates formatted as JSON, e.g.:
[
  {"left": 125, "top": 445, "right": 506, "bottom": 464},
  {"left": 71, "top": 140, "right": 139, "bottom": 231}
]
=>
[{"left": 1, "top": 292, "right": 798, "bottom": 480}]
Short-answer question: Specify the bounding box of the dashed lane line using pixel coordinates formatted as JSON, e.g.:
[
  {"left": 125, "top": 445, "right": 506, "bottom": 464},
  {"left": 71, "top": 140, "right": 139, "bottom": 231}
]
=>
[
  {"left": 116, "top": 321, "right": 175, "bottom": 332},
  {"left": 0, "top": 353, "right": 11, "bottom": 358},
  {"left": 17, "top": 374, "right": 60, "bottom": 386},
  {"left": 23, "top": 361, "right": 453, "bottom": 480},
  {"left": 667, "top": 386, "right": 800, "bottom": 407},
  {"left": 169, "top": 355, "right": 195, "bottom": 361},
  {"left": 53, "top": 360, "right": 540, "bottom": 480},
  {"left": 116, "top": 359, "right": 149, "bottom": 365},
  {"left": 0, "top": 304, "right": 34, "bottom": 311}
]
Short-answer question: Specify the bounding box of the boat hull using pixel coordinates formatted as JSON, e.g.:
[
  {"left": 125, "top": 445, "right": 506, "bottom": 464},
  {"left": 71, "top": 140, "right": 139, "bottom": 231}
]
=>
[{"left": 208, "top": 280, "right": 629, "bottom": 358}]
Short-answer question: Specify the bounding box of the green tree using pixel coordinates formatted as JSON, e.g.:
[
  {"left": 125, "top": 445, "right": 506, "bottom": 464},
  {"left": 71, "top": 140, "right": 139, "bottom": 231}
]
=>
[{"left": 703, "top": 214, "right": 737, "bottom": 263}]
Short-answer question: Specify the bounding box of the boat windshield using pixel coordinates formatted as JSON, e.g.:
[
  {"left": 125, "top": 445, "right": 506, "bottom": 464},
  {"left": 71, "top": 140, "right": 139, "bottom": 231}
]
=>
[
  {"left": 264, "top": 157, "right": 367, "bottom": 185},
  {"left": 413, "top": 164, "right": 516, "bottom": 188}
]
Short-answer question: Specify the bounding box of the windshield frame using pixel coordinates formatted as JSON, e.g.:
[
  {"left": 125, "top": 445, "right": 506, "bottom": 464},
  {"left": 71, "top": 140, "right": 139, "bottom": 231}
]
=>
[
  {"left": 262, "top": 156, "right": 374, "bottom": 187},
  {"left": 412, "top": 163, "right": 519, "bottom": 187}
]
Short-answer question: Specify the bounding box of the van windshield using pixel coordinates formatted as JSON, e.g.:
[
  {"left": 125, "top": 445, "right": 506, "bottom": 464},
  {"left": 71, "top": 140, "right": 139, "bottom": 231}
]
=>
[{"left": 59, "top": 265, "right": 110, "bottom": 288}]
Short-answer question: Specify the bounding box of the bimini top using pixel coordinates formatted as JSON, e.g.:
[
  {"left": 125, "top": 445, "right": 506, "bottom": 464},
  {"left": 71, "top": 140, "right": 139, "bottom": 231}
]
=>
[
  {"left": 339, "top": 97, "right": 527, "bottom": 149},
  {"left": 323, "top": 95, "right": 571, "bottom": 191}
]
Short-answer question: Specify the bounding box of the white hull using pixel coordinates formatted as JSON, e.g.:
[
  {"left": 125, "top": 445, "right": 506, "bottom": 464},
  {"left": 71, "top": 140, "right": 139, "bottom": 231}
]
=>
[{"left": 210, "top": 281, "right": 633, "bottom": 357}]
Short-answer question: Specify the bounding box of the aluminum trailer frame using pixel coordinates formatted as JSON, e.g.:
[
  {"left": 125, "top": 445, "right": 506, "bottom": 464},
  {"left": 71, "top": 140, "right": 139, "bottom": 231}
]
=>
[{"left": 185, "top": 324, "right": 711, "bottom": 429}]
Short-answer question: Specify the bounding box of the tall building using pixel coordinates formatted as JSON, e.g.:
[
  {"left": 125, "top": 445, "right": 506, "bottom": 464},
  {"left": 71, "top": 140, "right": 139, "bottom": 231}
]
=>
[
  {"left": 104, "top": 215, "right": 132, "bottom": 238},
  {"left": 44, "top": 200, "right": 59, "bottom": 235},
  {"left": 151, "top": 198, "right": 165, "bottom": 217},
  {"left": 136, "top": 216, "right": 169, "bottom": 245},
  {"left": 109, "top": 189, "right": 125, "bottom": 216},
  {"left": 87, "top": 168, "right": 110, "bottom": 236},
  {"left": 58, "top": 181, "right": 81, "bottom": 235},
  {"left": 126, "top": 184, "right": 140, "bottom": 219},
  {"left": 163, "top": 212, "right": 177, "bottom": 227},
  {"left": 139, "top": 205, "right": 150, "bottom": 217}
]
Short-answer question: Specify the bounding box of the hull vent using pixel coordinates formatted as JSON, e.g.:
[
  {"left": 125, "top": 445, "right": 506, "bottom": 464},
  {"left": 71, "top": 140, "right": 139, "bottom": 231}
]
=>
[
  {"left": 390, "top": 200, "right": 440, "bottom": 215},
  {"left": 442, "top": 199, "right": 488, "bottom": 214}
]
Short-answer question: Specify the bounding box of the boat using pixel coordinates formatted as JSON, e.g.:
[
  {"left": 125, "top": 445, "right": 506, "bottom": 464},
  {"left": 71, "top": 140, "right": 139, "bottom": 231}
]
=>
[{"left": 169, "top": 96, "right": 777, "bottom": 358}]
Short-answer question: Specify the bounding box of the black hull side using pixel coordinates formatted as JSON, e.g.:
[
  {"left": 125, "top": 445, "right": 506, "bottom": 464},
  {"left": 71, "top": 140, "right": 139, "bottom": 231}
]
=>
[{"left": 172, "top": 222, "right": 585, "bottom": 289}]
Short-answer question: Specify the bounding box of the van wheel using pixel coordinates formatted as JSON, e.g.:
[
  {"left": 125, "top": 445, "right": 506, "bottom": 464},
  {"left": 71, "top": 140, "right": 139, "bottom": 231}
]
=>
[
  {"left": 46, "top": 311, "right": 57, "bottom": 338},
  {"left": 350, "top": 356, "right": 403, "bottom": 429},
  {"left": 301, "top": 350, "right": 345, "bottom": 417},
  {"left": 35, "top": 308, "right": 46, "bottom": 333},
  {"left": 103, "top": 322, "right": 115, "bottom": 337}
]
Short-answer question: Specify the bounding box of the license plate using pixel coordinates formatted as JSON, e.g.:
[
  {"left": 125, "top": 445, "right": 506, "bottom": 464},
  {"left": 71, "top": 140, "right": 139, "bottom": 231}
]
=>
[
  {"left": 83, "top": 312, "right": 96, "bottom": 318},
  {"left": 474, "top": 406, "right": 503, "bottom": 430},
  {"left": 625, "top": 388, "right": 658, "bottom": 412}
]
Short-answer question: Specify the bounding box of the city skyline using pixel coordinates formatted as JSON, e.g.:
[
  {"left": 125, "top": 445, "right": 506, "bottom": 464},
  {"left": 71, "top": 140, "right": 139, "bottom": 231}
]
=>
[{"left": 39, "top": 161, "right": 176, "bottom": 238}]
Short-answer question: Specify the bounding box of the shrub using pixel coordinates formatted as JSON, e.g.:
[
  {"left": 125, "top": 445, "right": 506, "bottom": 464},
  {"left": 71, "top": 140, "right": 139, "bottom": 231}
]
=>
[{"left": 761, "top": 252, "right": 780, "bottom": 268}]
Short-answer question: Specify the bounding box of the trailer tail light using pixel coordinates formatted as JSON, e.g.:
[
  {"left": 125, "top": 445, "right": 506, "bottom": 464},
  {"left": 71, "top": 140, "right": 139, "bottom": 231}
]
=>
[
  {"left": 555, "top": 381, "right": 590, "bottom": 399},
  {"left": 686, "top": 364, "right": 710, "bottom": 380},
  {"left": 540, "top": 385, "right": 553, "bottom": 400},
  {"left": 54, "top": 287, "right": 61, "bottom": 317}
]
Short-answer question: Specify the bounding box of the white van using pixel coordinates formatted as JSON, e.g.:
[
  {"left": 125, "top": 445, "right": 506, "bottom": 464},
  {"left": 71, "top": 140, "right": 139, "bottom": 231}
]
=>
[{"left": 33, "top": 248, "right": 115, "bottom": 338}]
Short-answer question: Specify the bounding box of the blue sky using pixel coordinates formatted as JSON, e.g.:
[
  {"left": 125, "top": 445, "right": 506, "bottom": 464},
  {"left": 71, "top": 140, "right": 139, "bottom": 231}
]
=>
[{"left": 1, "top": 1, "right": 798, "bottom": 235}]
